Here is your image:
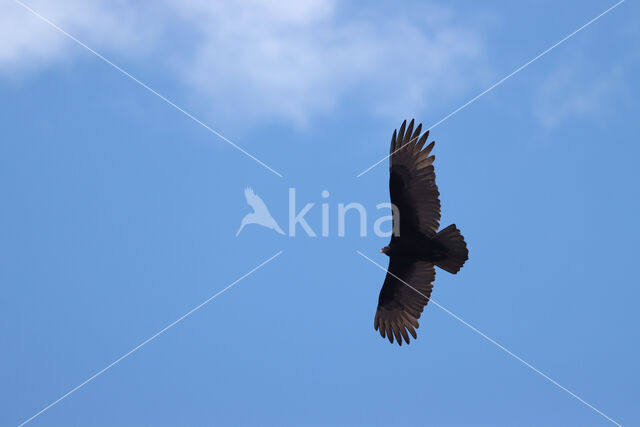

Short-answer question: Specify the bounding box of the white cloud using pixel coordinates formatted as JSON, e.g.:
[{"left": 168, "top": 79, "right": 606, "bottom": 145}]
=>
[
  {"left": 170, "top": 0, "right": 488, "bottom": 124},
  {"left": 0, "top": 1, "right": 152, "bottom": 74},
  {"left": 1, "top": 0, "right": 489, "bottom": 125}
]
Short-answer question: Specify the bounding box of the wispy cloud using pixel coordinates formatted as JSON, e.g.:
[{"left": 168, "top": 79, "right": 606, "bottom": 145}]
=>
[
  {"left": 2, "top": 0, "right": 489, "bottom": 125},
  {"left": 1, "top": 1, "right": 153, "bottom": 73},
  {"left": 170, "top": 0, "right": 489, "bottom": 124},
  {"left": 533, "top": 59, "right": 626, "bottom": 128},
  {"left": 531, "top": 15, "right": 639, "bottom": 131}
]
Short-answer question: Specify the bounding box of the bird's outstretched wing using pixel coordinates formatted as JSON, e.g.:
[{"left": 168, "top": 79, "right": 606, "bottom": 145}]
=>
[
  {"left": 374, "top": 258, "right": 435, "bottom": 345},
  {"left": 389, "top": 119, "right": 440, "bottom": 237},
  {"left": 244, "top": 187, "right": 269, "bottom": 214}
]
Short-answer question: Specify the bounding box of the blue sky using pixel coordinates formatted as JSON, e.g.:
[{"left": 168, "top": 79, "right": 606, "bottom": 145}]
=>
[{"left": 1, "top": 0, "right": 639, "bottom": 426}]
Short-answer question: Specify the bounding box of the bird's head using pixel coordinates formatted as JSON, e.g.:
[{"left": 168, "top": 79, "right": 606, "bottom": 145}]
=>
[{"left": 380, "top": 246, "right": 391, "bottom": 256}]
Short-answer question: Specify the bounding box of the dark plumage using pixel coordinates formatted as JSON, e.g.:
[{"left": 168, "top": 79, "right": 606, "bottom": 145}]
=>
[{"left": 375, "top": 119, "right": 469, "bottom": 345}]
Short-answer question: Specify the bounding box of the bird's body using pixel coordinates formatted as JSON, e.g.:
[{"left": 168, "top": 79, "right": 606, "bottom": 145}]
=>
[
  {"left": 384, "top": 234, "right": 447, "bottom": 263},
  {"left": 374, "top": 119, "right": 468, "bottom": 345}
]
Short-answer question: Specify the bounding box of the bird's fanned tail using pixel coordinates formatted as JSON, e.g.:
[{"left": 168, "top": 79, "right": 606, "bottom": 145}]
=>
[{"left": 432, "top": 224, "right": 468, "bottom": 274}]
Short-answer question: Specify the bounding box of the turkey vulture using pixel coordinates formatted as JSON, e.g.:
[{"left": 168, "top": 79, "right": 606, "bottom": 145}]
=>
[{"left": 375, "top": 119, "right": 468, "bottom": 345}]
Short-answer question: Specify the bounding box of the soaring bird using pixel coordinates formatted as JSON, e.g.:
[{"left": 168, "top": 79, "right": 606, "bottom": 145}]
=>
[
  {"left": 236, "top": 187, "right": 285, "bottom": 236},
  {"left": 375, "top": 119, "right": 468, "bottom": 345}
]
